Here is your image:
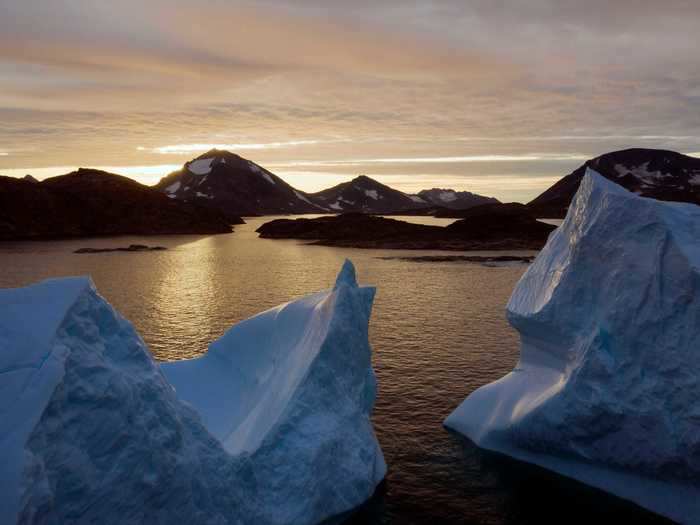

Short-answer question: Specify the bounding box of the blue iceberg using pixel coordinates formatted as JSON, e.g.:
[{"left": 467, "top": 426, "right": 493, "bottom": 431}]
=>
[
  {"left": 0, "top": 260, "right": 385, "bottom": 524},
  {"left": 445, "top": 170, "right": 700, "bottom": 523}
]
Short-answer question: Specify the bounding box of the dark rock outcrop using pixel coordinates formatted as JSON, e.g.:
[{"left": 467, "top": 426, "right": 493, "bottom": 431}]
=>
[
  {"left": 0, "top": 169, "right": 235, "bottom": 240},
  {"left": 415, "top": 188, "right": 500, "bottom": 209},
  {"left": 257, "top": 210, "right": 555, "bottom": 251},
  {"left": 443, "top": 203, "right": 556, "bottom": 244},
  {"left": 74, "top": 244, "right": 167, "bottom": 253}
]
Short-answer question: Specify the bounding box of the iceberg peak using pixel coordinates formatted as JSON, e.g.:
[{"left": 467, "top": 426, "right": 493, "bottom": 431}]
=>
[{"left": 334, "top": 258, "right": 358, "bottom": 289}]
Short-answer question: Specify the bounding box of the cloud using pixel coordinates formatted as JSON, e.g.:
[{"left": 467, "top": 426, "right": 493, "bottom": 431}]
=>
[
  {"left": 141, "top": 140, "right": 342, "bottom": 155},
  {"left": 1, "top": 1, "right": 699, "bottom": 195},
  {"left": 267, "top": 154, "right": 589, "bottom": 168}
]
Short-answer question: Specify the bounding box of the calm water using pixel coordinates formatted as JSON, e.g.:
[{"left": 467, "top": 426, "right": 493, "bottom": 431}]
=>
[{"left": 0, "top": 217, "right": 666, "bottom": 524}]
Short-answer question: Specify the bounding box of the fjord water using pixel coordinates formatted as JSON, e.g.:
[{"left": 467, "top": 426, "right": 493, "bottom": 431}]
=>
[{"left": 0, "top": 218, "right": 665, "bottom": 524}]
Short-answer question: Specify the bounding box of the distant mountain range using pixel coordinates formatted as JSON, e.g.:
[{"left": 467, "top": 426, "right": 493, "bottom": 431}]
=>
[
  {"left": 3, "top": 147, "right": 698, "bottom": 241},
  {"left": 0, "top": 169, "right": 234, "bottom": 240},
  {"left": 528, "top": 148, "right": 700, "bottom": 217},
  {"left": 154, "top": 149, "right": 498, "bottom": 216}
]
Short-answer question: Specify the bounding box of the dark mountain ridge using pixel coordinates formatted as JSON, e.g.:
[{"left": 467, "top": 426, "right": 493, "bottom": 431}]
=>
[
  {"left": 154, "top": 149, "right": 324, "bottom": 218},
  {"left": 155, "top": 150, "right": 503, "bottom": 217},
  {"left": 528, "top": 148, "right": 700, "bottom": 217},
  {"left": 308, "top": 175, "right": 424, "bottom": 214},
  {"left": 416, "top": 188, "right": 500, "bottom": 209},
  {"left": 0, "top": 169, "right": 234, "bottom": 240}
]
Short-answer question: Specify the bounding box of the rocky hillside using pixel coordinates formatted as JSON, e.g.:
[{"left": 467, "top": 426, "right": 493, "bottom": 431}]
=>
[
  {"left": 154, "top": 149, "right": 324, "bottom": 218},
  {"left": 528, "top": 148, "right": 700, "bottom": 217},
  {"left": 309, "top": 175, "right": 424, "bottom": 214},
  {"left": 0, "top": 169, "right": 235, "bottom": 240},
  {"left": 415, "top": 188, "right": 499, "bottom": 209}
]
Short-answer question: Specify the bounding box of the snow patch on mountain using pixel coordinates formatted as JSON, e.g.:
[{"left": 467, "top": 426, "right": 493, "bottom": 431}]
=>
[
  {"left": 409, "top": 195, "right": 426, "bottom": 203},
  {"left": 165, "top": 181, "right": 181, "bottom": 194},
  {"left": 614, "top": 162, "right": 671, "bottom": 184},
  {"left": 439, "top": 191, "right": 458, "bottom": 202},
  {"left": 248, "top": 161, "right": 276, "bottom": 185},
  {"left": 294, "top": 190, "right": 313, "bottom": 204},
  {"left": 365, "top": 189, "right": 379, "bottom": 200},
  {"left": 187, "top": 157, "right": 215, "bottom": 175}
]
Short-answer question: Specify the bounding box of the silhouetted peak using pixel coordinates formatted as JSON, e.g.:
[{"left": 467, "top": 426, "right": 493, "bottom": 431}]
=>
[{"left": 194, "top": 149, "right": 243, "bottom": 162}]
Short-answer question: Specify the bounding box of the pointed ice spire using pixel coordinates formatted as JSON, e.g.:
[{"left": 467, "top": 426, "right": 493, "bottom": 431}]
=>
[{"left": 334, "top": 259, "right": 358, "bottom": 290}]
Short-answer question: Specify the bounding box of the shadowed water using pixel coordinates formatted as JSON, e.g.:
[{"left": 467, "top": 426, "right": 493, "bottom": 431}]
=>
[{"left": 0, "top": 217, "right": 668, "bottom": 524}]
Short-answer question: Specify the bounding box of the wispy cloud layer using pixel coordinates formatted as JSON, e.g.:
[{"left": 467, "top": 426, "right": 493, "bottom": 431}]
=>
[{"left": 140, "top": 141, "right": 333, "bottom": 155}]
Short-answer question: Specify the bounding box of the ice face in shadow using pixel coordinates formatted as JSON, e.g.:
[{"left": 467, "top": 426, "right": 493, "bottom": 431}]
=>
[
  {"left": 0, "top": 260, "right": 385, "bottom": 525},
  {"left": 162, "top": 259, "right": 386, "bottom": 523},
  {"left": 445, "top": 170, "right": 700, "bottom": 524}
]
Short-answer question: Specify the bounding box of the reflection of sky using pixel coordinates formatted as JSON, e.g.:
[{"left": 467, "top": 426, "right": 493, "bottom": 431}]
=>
[{"left": 2, "top": 1, "right": 700, "bottom": 202}]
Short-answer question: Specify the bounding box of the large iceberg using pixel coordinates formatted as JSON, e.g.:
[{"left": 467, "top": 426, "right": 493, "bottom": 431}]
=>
[
  {"left": 445, "top": 170, "right": 700, "bottom": 523},
  {"left": 0, "top": 260, "right": 385, "bottom": 524}
]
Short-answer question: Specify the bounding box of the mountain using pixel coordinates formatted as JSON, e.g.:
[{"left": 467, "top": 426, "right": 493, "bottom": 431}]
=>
[
  {"left": 0, "top": 169, "right": 234, "bottom": 240},
  {"left": 415, "top": 188, "right": 499, "bottom": 209},
  {"left": 528, "top": 148, "right": 700, "bottom": 217},
  {"left": 309, "top": 175, "right": 423, "bottom": 213},
  {"left": 154, "top": 149, "right": 325, "bottom": 218}
]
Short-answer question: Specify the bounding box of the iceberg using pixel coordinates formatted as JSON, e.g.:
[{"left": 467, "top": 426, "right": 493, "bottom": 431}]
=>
[
  {"left": 0, "top": 260, "right": 385, "bottom": 525},
  {"left": 445, "top": 170, "right": 700, "bottom": 523}
]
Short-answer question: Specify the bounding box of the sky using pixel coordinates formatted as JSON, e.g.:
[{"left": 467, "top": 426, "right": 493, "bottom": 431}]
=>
[{"left": 1, "top": 0, "right": 699, "bottom": 202}]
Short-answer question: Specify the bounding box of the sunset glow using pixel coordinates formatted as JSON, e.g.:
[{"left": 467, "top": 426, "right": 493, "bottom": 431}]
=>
[{"left": 2, "top": 1, "right": 700, "bottom": 201}]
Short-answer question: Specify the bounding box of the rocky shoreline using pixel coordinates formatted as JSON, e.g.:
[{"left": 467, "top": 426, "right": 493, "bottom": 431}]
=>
[{"left": 74, "top": 244, "right": 167, "bottom": 254}]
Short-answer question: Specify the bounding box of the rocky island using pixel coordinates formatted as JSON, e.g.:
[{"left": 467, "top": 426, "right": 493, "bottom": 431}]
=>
[
  {"left": 257, "top": 205, "right": 556, "bottom": 251},
  {"left": 74, "top": 244, "right": 167, "bottom": 254}
]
